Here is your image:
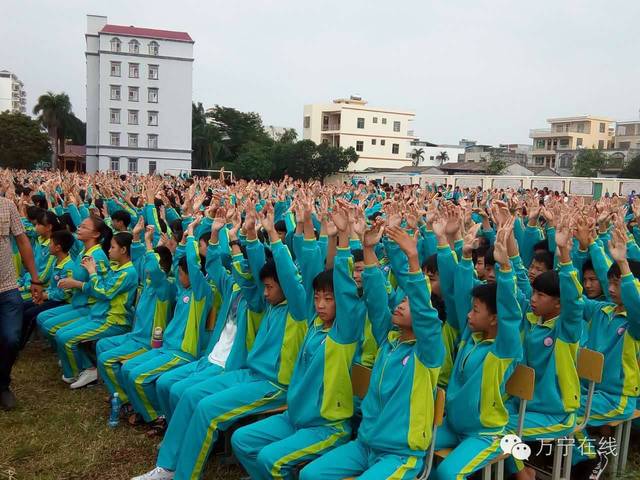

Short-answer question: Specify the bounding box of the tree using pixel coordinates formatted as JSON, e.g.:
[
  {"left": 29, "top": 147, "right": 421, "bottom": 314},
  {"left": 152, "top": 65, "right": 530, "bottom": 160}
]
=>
[
  {"left": 411, "top": 148, "right": 425, "bottom": 166},
  {"left": 486, "top": 150, "right": 507, "bottom": 175},
  {"left": 234, "top": 142, "right": 273, "bottom": 180},
  {"left": 191, "top": 102, "right": 225, "bottom": 171},
  {"left": 33, "top": 91, "right": 72, "bottom": 170},
  {"left": 620, "top": 154, "right": 640, "bottom": 179},
  {"left": 0, "top": 112, "right": 51, "bottom": 169},
  {"left": 278, "top": 128, "right": 298, "bottom": 144},
  {"left": 312, "top": 144, "right": 358, "bottom": 182},
  {"left": 572, "top": 149, "right": 607, "bottom": 177},
  {"left": 437, "top": 150, "right": 449, "bottom": 165}
]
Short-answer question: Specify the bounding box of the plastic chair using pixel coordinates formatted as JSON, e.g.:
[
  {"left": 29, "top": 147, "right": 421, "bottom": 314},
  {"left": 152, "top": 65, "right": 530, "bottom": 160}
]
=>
[
  {"left": 549, "top": 347, "right": 604, "bottom": 480},
  {"left": 435, "top": 364, "right": 536, "bottom": 480}
]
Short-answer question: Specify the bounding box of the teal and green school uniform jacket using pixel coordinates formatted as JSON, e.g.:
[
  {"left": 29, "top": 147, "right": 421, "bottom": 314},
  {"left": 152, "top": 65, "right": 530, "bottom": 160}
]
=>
[
  {"left": 582, "top": 273, "right": 640, "bottom": 402},
  {"left": 46, "top": 255, "right": 75, "bottom": 303},
  {"left": 232, "top": 238, "right": 307, "bottom": 387},
  {"left": 70, "top": 244, "right": 110, "bottom": 309},
  {"left": 162, "top": 237, "right": 213, "bottom": 360},
  {"left": 518, "top": 261, "right": 584, "bottom": 415},
  {"left": 359, "top": 257, "right": 444, "bottom": 456},
  {"left": 204, "top": 241, "right": 259, "bottom": 371},
  {"left": 285, "top": 246, "right": 363, "bottom": 428},
  {"left": 127, "top": 250, "right": 176, "bottom": 346},
  {"left": 83, "top": 261, "right": 139, "bottom": 325},
  {"left": 445, "top": 267, "right": 523, "bottom": 436}
]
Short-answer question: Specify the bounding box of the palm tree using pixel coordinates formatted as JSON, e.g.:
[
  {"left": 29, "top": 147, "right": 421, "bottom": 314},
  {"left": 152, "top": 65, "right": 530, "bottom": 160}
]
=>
[
  {"left": 33, "top": 92, "right": 72, "bottom": 170},
  {"left": 411, "top": 148, "right": 425, "bottom": 166},
  {"left": 438, "top": 151, "right": 449, "bottom": 165}
]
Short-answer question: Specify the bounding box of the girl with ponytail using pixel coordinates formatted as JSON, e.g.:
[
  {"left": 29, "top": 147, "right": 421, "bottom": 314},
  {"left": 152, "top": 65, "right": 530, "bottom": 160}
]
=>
[{"left": 35, "top": 216, "right": 111, "bottom": 364}]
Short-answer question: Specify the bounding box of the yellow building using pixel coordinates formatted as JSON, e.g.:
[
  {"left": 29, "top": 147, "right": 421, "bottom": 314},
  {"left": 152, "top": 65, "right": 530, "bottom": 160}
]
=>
[
  {"left": 529, "top": 115, "right": 614, "bottom": 168},
  {"left": 303, "top": 96, "right": 415, "bottom": 171}
]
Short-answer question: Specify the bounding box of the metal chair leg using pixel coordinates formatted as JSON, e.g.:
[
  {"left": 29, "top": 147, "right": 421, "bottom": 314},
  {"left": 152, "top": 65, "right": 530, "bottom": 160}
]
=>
[
  {"left": 551, "top": 442, "right": 563, "bottom": 480},
  {"left": 482, "top": 463, "right": 492, "bottom": 479},
  {"left": 620, "top": 419, "right": 632, "bottom": 474},
  {"left": 496, "top": 459, "right": 504, "bottom": 480},
  {"left": 562, "top": 440, "right": 573, "bottom": 480}
]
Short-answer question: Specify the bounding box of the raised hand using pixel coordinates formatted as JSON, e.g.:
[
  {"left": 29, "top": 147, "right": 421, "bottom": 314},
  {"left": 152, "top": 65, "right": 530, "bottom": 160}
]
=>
[
  {"left": 259, "top": 203, "right": 275, "bottom": 233},
  {"left": 386, "top": 225, "right": 419, "bottom": 259},
  {"left": 132, "top": 216, "right": 145, "bottom": 238},
  {"left": 608, "top": 224, "right": 628, "bottom": 263},
  {"left": 493, "top": 224, "right": 511, "bottom": 268},
  {"left": 330, "top": 204, "right": 349, "bottom": 232},
  {"left": 362, "top": 217, "right": 385, "bottom": 247},
  {"left": 462, "top": 222, "right": 482, "bottom": 257},
  {"left": 144, "top": 225, "right": 155, "bottom": 247}
]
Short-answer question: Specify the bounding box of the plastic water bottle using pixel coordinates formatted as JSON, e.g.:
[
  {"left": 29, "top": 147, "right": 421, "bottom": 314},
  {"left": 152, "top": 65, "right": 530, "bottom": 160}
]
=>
[
  {"left": 108, "top": 393, "right": 120, "bottom": 428},
  {"left": 152, "top": 327, "right": 163, "bottom": 349}
]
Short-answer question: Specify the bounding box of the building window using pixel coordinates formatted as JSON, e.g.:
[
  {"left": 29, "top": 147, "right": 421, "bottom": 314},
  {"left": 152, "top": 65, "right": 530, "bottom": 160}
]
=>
[
  {"left": 110, "top": 61, "right": 121, "bottom": 77},
  {"left": 110, "top": 37, "right": 121, "bottom": 52},
  {"left": 110, "top": 85, "right": 121, "bottom": 101},
  {"left": 577, "top": 138, "right": 583, "bottom": 147},
  {"left": 392, "top": 143, "right": 400, "bottom": 154},
  {"left": 110, "top": 108, "right": 121, "bottom": 124},
  {"left": 128, "top": 86, "right": 139, "bottom": 102},
  {"left": 148, "top": 134, "right": 158, "bottom": 149},
  {"left": 599, "top": 122, "right": 606, "bottom": 133},
  {"left": 148, "top": 111, "right": 158, "bottom": 126},
  {"left": 110, "top": 132, "right": 120, "bottom": 146},
  {"left": 356, "top": 141, "right": 364, "bottom": 152},
  {"left": 128, "top": 39, "right": 140, "bottom": 54},
  {"left": 322, "top": 116, "right": 329, "bottom": 129},
  {"left": 381, "top": 118, "right": 387, "bottom": 125},
  {"left": 535, "top": 139, "right": 545, "bottom": 148},
  {"left": 128, "top": 158, "right": 138, "bottom": 172},
  {"left": 393, "top": 121, "right": 401, "bottom": 132},
  {"left": 534, "top": 156, "right": 544, "bottom": 165},
  {"left": 149, "top": 160, "right": 157, "bottom": 174},
  {"left": 577, "top": 123, "right": 585, "bottom": 133},
  {"left": 110, "top": 157, "right": 120, "bottom": 171},
  {"left": 559, "top": 139, "right": 569, "bottom": 148},
  {"left": 148, "top": 64, "right": 159, "bottom": 80},
  {"left": 430, "top": 156, "right": 435, "bottom": 160},
  {"left": 371, "top": 139, "right": 376, "bottom": 145},
  {"left": 373, "top": 117, "right": 378, "bottom": 124},
  {"left": 148, "top": 88, "right": 158, "bottom": 103},
  {"left": 129, "top": 63, "right": 139, "bottom": 78},
  {"left": 598, "top": 140, "right": 604, "bottom": 149},
  {"left": 357, "top": 117, "right": 365, "bottom": 129},
  {"left": 380, "top": 139, "right": 386, "bottom": 146},
  {"left": 303, "top": 116, "right": 310, "bottom": 128},
  {"left": 128, "top": 133, "right": 139, "bottom": 148},
  {"left": 128, "top": 110, "right": 138, "bottom": 125},
  {"left": 148, "top": 41, "right": 159, "bottom": 56}
]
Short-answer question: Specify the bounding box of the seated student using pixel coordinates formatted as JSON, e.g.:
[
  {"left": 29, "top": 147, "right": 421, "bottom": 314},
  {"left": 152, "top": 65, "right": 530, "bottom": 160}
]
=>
[
  {"left": 528, "top": 250, "right": 554, "bottom": 284},
  {"left": 154, "top": 211, "right": 257, "bottom": 424},
  {"left": 18, "top": 210, "right": 61, "bottom": 301},
  {"left": 432, "top": 219, "right": 523, "bottom": 479},
  {"left": 54, "top": 232, "right": 139, "bottom": 388},
  {"left": 231, "top": 200, "right": 362, "bottom": 479},
  {"left": 573, "top": 222, "right": 640, "bottom": 473},
  {"left": 21, "top": 230, "right": 75, "bottom": 347},
  {"left": 505, "top": 218, "right": 584, "bottom": 480},
  {"left": 131, "top": 202, "right": 307, "bottom": 480},
  {"left": 120, "top": 220, "right": 213, "bottom": 427},
  {"left": 96, "top": 226, "right": 175, "bottom": 406},
  {"left": 36, "top": 216, "right": 111, "bottom": 349},
  {"left": 300, "top": 223, "right": 444, "bottom": 480}
]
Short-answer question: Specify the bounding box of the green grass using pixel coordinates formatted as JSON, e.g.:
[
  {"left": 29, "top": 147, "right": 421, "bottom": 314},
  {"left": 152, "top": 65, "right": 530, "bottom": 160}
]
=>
[
  {"left": 2, "top": 341, "right": 639, "bottom": 479},
  {"left": 0, "top": 340, "right": 242, "bottom": 480}
]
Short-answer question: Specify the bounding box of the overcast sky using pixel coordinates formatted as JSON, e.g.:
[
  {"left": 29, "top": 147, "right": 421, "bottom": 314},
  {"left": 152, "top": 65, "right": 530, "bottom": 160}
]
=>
[{"left": 3, "top": 0, "right": 639, "bottom": 145}]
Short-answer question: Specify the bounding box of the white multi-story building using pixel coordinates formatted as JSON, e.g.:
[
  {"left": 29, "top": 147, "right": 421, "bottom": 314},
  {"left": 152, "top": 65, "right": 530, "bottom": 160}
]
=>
[
  {"left": 303, "top": 96, "right": 415, "bottom": 171},
  {"left": 0, "top": 70, "right": 26, "bottom": 114},
  {"left": 85, "top": 15, "right": 194, "bottom": 175}
]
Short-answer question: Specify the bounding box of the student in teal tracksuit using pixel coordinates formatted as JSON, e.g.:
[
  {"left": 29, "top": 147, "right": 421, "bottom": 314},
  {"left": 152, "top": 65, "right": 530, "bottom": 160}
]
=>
[
  {"left": 131, "top": 204, "right": 307, "bottom": 480},
  {"left": 505, "top": 224, "right": 584, "bottom": 477},
  {"left": 96, "top": 226, "right": 175, "bottom": 403},
  {"left": 121, "top": 225, "right": 213, "bottom": 425},
  {"left": 155, "top": 216, "right": 257, "bottom": 422},
  {"left": 54, "top": 232, "right": 138, "bottom": 387},
  {"left": 301, "top": 224, "right": 444, "bottom": 480},
  {"left": 231, "top": 206, "right": 362, "bottom": 479},
  {"left": 573, "top": 225, "right": 640, "bottom": 466},
  {"left": 36, "top": 216, "right": 111, "bottom": 347},
  {"left": 433, "top": 222, "right": 523, "bottom": 479}
]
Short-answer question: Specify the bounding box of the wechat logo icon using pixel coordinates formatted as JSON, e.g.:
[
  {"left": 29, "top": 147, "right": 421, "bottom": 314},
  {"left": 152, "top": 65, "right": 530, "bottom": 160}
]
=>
[{"left": 500, "top": 434, "right": 531, "bottom": 461}]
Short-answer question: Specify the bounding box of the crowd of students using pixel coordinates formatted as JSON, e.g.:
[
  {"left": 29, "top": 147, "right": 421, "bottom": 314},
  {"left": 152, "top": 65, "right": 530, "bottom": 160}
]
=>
[{"left": 5, "top": 169, "right": 640, "bottom": 480}]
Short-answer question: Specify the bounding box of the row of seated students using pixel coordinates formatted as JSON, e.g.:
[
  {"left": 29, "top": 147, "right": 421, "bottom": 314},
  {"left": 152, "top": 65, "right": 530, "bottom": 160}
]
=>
[{"left": 15, "top": 183, "right": 639, "bottom": 480}]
